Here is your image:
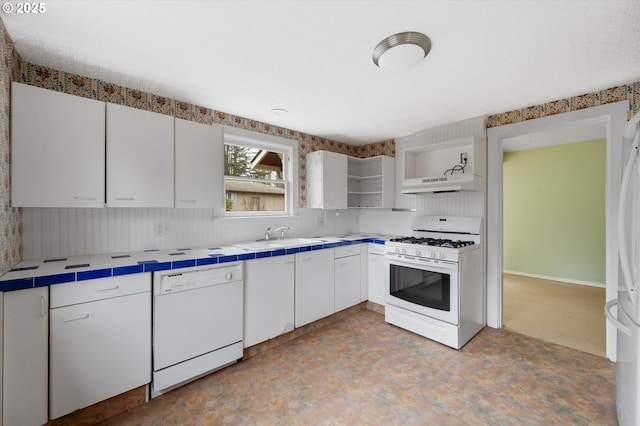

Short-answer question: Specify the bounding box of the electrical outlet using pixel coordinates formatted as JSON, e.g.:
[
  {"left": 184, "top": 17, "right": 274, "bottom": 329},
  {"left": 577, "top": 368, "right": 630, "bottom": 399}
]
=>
[
  {"left": 155, "top": 221, "right": 170, "bottom": 236},
  {"left": 461, "top": 152, "right": 469, "bottom": 163}
]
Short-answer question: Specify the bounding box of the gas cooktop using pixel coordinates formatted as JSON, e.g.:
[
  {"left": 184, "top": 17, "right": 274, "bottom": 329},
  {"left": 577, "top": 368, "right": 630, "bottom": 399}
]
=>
[{"left": 388, "top": 237, "right": 475, "bottom": 249}]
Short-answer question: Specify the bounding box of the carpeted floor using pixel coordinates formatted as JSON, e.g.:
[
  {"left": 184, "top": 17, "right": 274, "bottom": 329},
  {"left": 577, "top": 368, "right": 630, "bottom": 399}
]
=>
[{"left": 100, "top": 308, "right": 617, "bottom": 425}]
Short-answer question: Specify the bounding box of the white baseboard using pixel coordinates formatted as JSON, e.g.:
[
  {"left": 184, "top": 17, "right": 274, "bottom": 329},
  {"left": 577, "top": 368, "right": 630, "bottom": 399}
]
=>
[{"left": 503, "top": 270, "right": 606, "bottom": 289}]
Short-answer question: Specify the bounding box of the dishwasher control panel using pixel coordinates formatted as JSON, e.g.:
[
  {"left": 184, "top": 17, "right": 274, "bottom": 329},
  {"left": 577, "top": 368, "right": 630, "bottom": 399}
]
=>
[{"left": 154, "top": 263, "right": 242, "bottom": 295}]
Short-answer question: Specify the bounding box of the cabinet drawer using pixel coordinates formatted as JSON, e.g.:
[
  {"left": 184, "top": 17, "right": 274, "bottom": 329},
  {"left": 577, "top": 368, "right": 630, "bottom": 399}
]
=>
[
  {"left": 335, "top": 244, "right": 361, "bottom": 258},
  {"left": 50, "top": 273, "right": 151, "bottom": 308},
  {"left": 368, "top": 243, "right": 386, "bottom": 256}
]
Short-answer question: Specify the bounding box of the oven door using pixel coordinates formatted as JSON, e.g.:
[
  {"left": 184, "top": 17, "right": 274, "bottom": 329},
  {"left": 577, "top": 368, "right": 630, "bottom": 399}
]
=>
[{"left": 385, "top": 257, "right": 459, "bottom": 325}]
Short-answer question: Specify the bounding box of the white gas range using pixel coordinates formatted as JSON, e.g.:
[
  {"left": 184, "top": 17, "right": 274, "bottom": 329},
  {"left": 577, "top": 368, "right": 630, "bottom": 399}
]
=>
[{"left": 384, "top": 216, "right": 484, "bottom": 349}]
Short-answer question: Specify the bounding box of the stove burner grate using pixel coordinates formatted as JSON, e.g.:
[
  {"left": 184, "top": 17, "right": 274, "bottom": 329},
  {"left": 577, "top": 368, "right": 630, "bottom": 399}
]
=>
[{"left": 388, "top": 237, "right": 475, "bottom": 249}]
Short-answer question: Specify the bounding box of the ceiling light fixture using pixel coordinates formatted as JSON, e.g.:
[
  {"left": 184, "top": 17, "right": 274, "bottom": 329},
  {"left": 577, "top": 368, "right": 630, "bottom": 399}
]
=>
[
  {"left": 372, "top": 31, "right": 431, "bottom": 72},
  {"left": 270, "top": 108, "right": 289, "bottom": 116}
]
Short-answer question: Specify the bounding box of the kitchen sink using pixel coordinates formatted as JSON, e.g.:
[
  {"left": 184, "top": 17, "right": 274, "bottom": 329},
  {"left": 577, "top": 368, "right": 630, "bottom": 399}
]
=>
[{"left": 234, "top": 237, "right": 322, "bottom": 250}]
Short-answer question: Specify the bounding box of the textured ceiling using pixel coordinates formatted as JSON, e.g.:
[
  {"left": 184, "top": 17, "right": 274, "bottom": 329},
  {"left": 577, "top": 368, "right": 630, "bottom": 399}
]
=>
[{"left": 3, "top": 0, "right": 640, "bottom": 145}]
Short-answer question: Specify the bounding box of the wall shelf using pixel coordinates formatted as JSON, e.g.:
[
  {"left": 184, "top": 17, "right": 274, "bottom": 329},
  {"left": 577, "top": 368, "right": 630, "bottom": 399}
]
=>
[
  {"left": 307, "top": 152, "right": 395, "bottom": 209},
  {"left": 347, "top": 155, "right": 394, "bottom": 208}
]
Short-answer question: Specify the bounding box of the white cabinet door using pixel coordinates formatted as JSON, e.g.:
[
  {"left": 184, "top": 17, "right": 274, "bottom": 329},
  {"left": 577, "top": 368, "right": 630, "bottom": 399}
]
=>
[
  {"left": 360, "top": 244, "right": 368, "bottom": 301},
  {"left": 3, "top": 287, "right": 48, "bottom": 426},
  {"left": 244, "top": 255, "right": 295, "bottom": 347},
  {"left": 106, "top": 103, "right": 174, "bottom": 207},
  {"left": 295, "top": 249, "right": 335, "bottom": 327},
  {"left": 368, "top": 245, "right": 387, "bottom": 305},
  {"left": 334, "top": 254, "right": 361, "bottom": 312},
  {"left": 50, "top": 275, "right": 151, "bottom": 419},
  {"left": 175, "top": 119, "right": 224, "bottom": 208},
  {"left": 11, "top": 82, "right": 105, "bottom": 207},
  {"left": 306, "top": 150, "right": 347, "bottom": 209}
]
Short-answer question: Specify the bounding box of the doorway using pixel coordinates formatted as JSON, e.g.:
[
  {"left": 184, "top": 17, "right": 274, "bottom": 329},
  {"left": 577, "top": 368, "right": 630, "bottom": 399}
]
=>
[
  {"left": 486, "top": 101, "right": 629, "bottom": 362},
  {"left": 501, "top": 134, "right": 607, "bottom": 356}
]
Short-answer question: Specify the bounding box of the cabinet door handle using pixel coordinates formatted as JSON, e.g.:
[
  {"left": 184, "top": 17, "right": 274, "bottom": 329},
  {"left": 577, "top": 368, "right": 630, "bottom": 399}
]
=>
[
  {"left": 40, "top": 296, "right": 46, "bottom": 318},
  {"left": 61, "top": 313, "right": 90, "bottom": 322},
  {"left": 283, "top": 260, "right": 295, "bottom": 264},
  {"left": 299, "top": 257, "right": 312, "bottom": 262},
  {"left": 74, "top": 195, "right": 98, "bottom": 201},
  {"left": 337, "top": 262, "right": 347, "bottom": 267},
  {"left": 180, "top": 199, "right": 197, "bottom": 203},
  {"left": 95, "top": 285, "right": 120, "bottom": 292},
  {"left": 114, "top": 197, "right": 135, "bottom": 201}
]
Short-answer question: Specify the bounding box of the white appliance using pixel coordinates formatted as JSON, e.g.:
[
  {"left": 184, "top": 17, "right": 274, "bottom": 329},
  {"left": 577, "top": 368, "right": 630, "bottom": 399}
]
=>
[
  {"left": 385, "top": 216, "right": 484, "bottom": 349},
  {"left": 151, "top": 263, "right": 244, "bottom": 398},
  {"left": 605, "top": 112, "right": 640, "bottom": 425}
]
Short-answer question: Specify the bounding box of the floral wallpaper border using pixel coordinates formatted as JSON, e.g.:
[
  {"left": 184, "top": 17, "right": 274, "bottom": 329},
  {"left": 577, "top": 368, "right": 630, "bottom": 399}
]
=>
[{"left": 487, "top": 83, "right": 640, "bottom": 127}]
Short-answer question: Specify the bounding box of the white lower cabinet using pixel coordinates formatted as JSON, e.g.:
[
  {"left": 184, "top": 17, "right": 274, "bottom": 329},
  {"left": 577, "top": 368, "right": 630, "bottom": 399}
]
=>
[
  {"left": 244, "top": 255, "right": 295, "bottom": 347},
  {"left": 360, "top": 244, "right": 368, "bottom": 302},
  {"left": 334, "top": 245, "right": 361, "bottom": 312},
  {"left": 295, "top": 249, "right": 335, "bottom": 327},
  {"left": 368, "top": 243, "right": 387, "bottom": 305},
  {"left": 3, "top": 287, "right": 48, "bottom": 426},
  {"left": 49, "top": 274, "right": 151, "bottom": 420}
]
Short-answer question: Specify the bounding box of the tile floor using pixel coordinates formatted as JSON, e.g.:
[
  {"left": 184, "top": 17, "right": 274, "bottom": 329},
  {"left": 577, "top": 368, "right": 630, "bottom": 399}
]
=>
[{"left": 100, "top": 308, "right": 616, "bottom": 425}]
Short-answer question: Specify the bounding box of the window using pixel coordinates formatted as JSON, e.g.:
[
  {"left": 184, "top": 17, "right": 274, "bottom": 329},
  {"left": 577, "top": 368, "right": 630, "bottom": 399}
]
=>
[{"left": 223, "top": 127, "right": 297, "bottom": 217}]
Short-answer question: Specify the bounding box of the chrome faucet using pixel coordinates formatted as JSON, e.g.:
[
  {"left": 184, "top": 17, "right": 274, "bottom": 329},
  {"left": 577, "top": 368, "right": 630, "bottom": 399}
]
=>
[
  {"left": 266, "top": 226, "right": 290, "bottom": 240},
  {"left": 273, "top": 226, "right": 290, "bottom": 239}
]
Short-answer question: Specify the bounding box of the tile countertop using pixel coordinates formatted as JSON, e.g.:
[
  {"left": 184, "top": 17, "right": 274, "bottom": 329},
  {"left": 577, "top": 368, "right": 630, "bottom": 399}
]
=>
[{"left": 0, "top": 234, "right": 391, "bottom": 292}]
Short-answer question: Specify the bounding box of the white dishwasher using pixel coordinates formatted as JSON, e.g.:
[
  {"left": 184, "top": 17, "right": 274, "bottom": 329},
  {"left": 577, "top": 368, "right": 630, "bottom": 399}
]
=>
[{"left": 151, "top": 263, "right": 243, "bottom": 398}]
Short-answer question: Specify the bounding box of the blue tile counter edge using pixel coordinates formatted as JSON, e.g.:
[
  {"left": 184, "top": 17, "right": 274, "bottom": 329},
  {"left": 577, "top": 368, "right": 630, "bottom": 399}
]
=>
[{"left": 0, "top": 235, "right": 393, "bottom": 291}]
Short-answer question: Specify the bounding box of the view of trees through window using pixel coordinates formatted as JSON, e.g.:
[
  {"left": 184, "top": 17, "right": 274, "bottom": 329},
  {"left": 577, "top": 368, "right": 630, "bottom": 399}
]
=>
[{"left": 224, "top": 143, "right": 286, "bottom": 213}]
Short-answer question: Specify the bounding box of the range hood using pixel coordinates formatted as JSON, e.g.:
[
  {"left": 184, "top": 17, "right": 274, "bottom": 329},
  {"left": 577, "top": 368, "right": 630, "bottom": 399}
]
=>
[{"left": 401, "top": 173, "right": 482, "bottom": 194}]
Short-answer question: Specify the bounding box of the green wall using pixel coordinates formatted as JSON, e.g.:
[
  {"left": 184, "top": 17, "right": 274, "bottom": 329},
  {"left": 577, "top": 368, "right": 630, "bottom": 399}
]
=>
[{"left": 503, "top": 139, "right": 606, "bottom": 285}]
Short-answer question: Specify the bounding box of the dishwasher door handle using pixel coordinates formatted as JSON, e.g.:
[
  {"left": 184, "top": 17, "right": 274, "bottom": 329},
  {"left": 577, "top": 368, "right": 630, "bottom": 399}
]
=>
[
  {"left": 61, "top": 313, "right": 90, "bottom": 323},
  {"left": 95, "top": 285, "right": 120, "bottom": 292}
]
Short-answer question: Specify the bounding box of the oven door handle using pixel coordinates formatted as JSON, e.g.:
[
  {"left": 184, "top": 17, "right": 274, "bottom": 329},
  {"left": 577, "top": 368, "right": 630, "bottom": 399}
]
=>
[{"left": 385, "top": 256, "right": 458, "bottom": 272}]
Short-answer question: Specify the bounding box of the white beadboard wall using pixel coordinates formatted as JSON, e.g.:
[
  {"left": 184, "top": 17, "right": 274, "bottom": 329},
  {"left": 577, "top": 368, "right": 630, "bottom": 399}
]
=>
[
  {"left": 358, "top": 209, "right": 414, "bottom": 237},
  {"left": 411, "top": 115, "right": 488, "bottom": 219},
  {"left": 21, "top": 207, "right": 358, "bottom": 260},
  {"left": 361, "top": 116, "right": 487, "bottom": 237}
]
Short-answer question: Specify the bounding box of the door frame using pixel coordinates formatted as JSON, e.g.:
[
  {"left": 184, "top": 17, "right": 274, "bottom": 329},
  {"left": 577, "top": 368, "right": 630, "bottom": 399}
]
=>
[{"left": 486, "top": 101, "right": 628, "bottom": 361}]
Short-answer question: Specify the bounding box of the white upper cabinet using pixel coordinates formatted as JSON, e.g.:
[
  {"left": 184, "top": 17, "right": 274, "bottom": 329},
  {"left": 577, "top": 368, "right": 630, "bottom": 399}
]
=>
[
  {"left": 106, "top": 103, "right": 174, "bottom": 207},
  {"left": 306, "top": 150, "right": 347, "bottom": 209},
  {"left": 11, "top": 82, "right": 106, "bottom": 207},
  {"left": 175, "top": 119, "right": 224, "bottom": 208}
]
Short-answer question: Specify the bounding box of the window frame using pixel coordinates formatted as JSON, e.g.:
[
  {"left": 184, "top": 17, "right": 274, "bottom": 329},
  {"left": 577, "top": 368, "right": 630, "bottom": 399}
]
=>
[{"left": 222, "top": 126, "right": 298, "bottom": 217}]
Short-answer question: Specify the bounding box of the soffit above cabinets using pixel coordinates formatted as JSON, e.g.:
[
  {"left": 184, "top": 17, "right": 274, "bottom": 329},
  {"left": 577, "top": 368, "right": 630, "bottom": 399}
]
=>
[{"left": 3, "top": 1, "right": 640, "bottom": 145}]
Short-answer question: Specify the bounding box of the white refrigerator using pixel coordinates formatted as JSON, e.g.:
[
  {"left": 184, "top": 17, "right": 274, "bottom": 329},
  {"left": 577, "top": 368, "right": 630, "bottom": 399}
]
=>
[{"left": 606, "top": 111, "right": 640, "bottom": 426}]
